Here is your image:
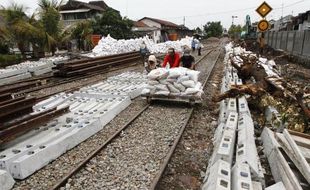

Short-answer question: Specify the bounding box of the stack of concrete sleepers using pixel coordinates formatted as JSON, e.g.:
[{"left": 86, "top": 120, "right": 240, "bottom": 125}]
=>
[
  {"left": 202, "top": 44, "right": 265, "bottom": 190},
  {"left": 0, "top": 71, "right": 146, "bottom": 182},
  {"left": 78, "top": 72, "right": 147, "bottom": 99},
  {"left": 0, "top": 69, "right": 31, "bottom": 86}
]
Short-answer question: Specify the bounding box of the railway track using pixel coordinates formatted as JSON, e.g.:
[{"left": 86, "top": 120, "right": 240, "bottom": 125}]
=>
[
  {"left": 0, "top": 52, "right": 142, "bottom": 147},
  {"left": 48, "top": 46, "right": 222, "bottom": 190},
  {"left": 0, "top": 51, "right": 141, "bottom": 102}
]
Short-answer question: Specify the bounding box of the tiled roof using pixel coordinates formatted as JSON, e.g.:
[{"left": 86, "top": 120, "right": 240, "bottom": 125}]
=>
[
  {"left": 133, "top": 21, "right": 148, "bottom": 27},
  {"left": 139, "top": 17, "right": 180, "bottom": 28}
]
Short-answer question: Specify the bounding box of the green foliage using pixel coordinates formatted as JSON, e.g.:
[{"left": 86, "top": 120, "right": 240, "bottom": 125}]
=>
[
  {"left": 91, "top": 8, "right": 134, "bottom": 39},
  {"left": 0, "top": 43, "right": 9, "bottom": 54},
  {"left": 38, "top": 0, "right": 63, "bottom": 54},
  {"left": 203, "top": 21, "right": 223, "bottom": 38},
  {"left": 0, "top": 54, "right": 22, "bottom": 67},
  {"left": 71, "top": 20, "right": 93, "bottom": 51},
  {"left": 228, "top": 24, "right": 243, "bottom": 36}
]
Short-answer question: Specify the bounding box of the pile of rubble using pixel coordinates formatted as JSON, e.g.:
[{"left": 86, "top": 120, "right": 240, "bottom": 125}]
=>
[
  {"left": 213, "top": 42, "right": 310, "bottom": 132},
  {"left": 202, "top": 42, "right": 310, "bottom": 190},
  {"left": 0, "top": 72, "right": 146, "bottom": 187},
  {"left": 88, "top": 35, "right": 193, "bottom": 57}
]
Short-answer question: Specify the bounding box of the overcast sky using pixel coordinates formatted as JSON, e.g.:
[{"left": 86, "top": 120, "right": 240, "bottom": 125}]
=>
[{"left": 1, "top": 0, "right": 310, "bottom": 29}]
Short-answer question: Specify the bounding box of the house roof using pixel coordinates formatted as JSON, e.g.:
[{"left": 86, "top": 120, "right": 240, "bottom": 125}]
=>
[
  {"left": 88, "top": 1, "right": 109, "bottom": 9},
  {"left": 139, "top": 17, "right": 180, "bottom": 28},
  {"left": 59, "top": 0, "right": 108, "bottom": 12},
  {"left": 133, "top": 21, "right": 148, "bottom": 27}
]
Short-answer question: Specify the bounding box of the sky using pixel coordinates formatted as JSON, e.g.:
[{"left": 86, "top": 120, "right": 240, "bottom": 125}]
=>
[{"left": 1, "top": 0, "right": 310, "bottom": 29}]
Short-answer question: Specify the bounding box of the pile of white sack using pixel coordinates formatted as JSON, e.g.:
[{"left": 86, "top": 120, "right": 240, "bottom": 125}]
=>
[
  {"left": 142, "top": 67, "right": 203, "bottom": 99},
  {"left": 88, "top": 34, "right": 193, "bottom": 57}
]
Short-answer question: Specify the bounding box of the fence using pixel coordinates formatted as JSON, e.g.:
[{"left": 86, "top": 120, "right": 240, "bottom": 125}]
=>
[{"left": 265, "top": 30, "right": 310, "bottom": 58}]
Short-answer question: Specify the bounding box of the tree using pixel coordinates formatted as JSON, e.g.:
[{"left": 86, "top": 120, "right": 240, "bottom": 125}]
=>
[
  {"left": 203, "top": 21, "right": 223, "bottom": 38},
  {"left": 38, "top": 0, "right": 63, "bottom": 55},
  {"left": 2, "top": 3, "right": 41, "bottom": 58},
  {"left": 228, "top": 24, "right": 243, "bottom": 38},
  {"left": 195, "top": 27, "right": 202, "bottom": 35},
  {"left": 71, "top": 20, "right": 93, "bottom": 51},
  {"left": 91, "top": 8, "right": 134, "bottom": 39}
]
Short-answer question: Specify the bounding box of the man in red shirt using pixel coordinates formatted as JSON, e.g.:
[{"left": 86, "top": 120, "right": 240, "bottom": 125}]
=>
[{"left": 162, "top": 48, "right": 180, "bottom": 68}]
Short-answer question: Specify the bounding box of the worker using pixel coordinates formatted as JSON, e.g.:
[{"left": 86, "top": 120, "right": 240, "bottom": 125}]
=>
[
  {"left": 162, "top": 47, "right": 180, "bottom": 68},
  {"left": 180, "top": 48, "right": 195, "bottom": 70},
  {"left": 139, "top": 41, "right": 149, "bottom": 64},
  {"left": 196, "top": 38, "right": 202, "bottom": 56},
  {"left": 191, "top": 38, "right": 197, "bottom": 51},
  {"left": 258, "top": 33, "right": 266, "bottom": 55},
  {"left": 144, "top": 55, "right": 158, "bottom": 74}
]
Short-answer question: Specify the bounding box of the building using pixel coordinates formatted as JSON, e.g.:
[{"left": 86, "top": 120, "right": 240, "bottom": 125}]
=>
[
  {"left": 132, "top": 21, "right": 161, "bottom": 43},
  {"left": 59, "top": 0, "right": 115, "bottom": 27},
  {"left": 292, "top": 10, "right": 310, "bottom": 30},
  {"left": 269, "top": 15, "right": 293, "bottom": 31},
  {"left": 138, "top": 17, "right": 193, "bottom": 42}
]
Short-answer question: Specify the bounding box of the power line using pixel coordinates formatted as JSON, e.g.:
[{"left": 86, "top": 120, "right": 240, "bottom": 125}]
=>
[{"left": 160, "top": 0, "right": 309, "bottom": 20}]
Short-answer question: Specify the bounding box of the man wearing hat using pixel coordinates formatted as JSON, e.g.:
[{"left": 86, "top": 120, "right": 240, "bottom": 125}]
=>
[{"left": 180, "top": 48, "right": 195, "bottom": 70}]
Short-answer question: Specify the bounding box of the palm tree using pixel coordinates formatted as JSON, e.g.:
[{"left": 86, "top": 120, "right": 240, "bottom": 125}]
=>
[
  {"left": 71, "top": 20, "right": 93, "bottom": 51},
  {"left": 2, "top": 3, "right": 39, "bottom": 58},
  {"left": 38, "top": 0, "right": 63, "bottom": 55}
]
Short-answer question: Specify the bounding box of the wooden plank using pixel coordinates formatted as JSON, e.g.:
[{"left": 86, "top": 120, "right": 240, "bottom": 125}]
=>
[{"left": 281, "top": 129, "right": 310, "bottom": 184}]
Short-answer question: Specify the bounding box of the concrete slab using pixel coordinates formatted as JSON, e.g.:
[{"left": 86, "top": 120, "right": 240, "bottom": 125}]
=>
[
  {"left": 232, "top": 163, "right": 253, "bottom": 190},
  {"left": 0, "top": 73, "right": 32, "bottom": 86},
  {"left": 0, "top": 69, "right": 28, "bottom": 79},
  {"left": 265, "top": 182, "right": 286, "bottom": 190},
  {"left": 202, "top": 159, "right": 231, "bottom": 190},
  {"left": 0, "top": 170, "right": 15, "bottom": 190},
  {"left": 32, "top": 67, "right": 52, "bottom": 76}
]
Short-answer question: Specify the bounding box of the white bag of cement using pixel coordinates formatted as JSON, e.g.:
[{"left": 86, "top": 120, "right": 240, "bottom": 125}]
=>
[
  {"left": 166, "top": 78, "right": 177, "bottom": 83},
  {"left": 186, "top": 70, "right": 200, "bottom": 83},
  {"left": 155, "top": 84, "right": 169, "bottom": 91},
  {"left": 181, "top": 80, "right": 196, "bottom": 88},
  {"left": 173, "top": 82, "right": 186, "bottom": 92},
  {"left": 195, "top": 82, "right": 202, "bottom": 91},
  {"left": 148, "top": 80, "right": 159, "bottom": 85},
  {"left": 155, "top": 91, "right": 170, "bottom": 96},
  {"left": 170, "top": 92, "right": 181, "bottom": 96},
  {"left": 148, "top": 68, "right": 169, "bottom": 80},
  {"left": 168, "top": 67, "right": 187, "bottom": 79},
  {"left": 159, "top": 79, "right": 169, "bottom": 85},
  {"left": 184, "top": 88, "right": 200, "bottom": 95},
  {"left": 177, "top": 76, "right": 190, "bottom": 83},
  {"left": 145, "top": 85, "right": 156, "bottom": 91},
  {"left": 167, "top": 83, "right": 181, "bottom": 93},
  {"left": 142, "top": 89, "right": 151, "bottom": 95}
]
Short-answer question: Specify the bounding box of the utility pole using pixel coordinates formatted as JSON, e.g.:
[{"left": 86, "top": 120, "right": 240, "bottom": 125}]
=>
[
  {"left": 183, "top": 16, "right": 185, "bottom": 26},
  {"left": 232, "top": 16, "right": 238, "bottom": 26}
]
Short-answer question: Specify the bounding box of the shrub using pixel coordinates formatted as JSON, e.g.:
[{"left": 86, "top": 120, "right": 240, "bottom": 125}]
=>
[{"left": 0, "top": 54, "right": 22, "bottom": 67}]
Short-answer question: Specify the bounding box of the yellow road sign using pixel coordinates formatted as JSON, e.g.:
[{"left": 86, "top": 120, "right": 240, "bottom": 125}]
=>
[
  {"left": 258, "top": 19, "right": 270, "bottom": 32},
  {"left": 256, "top": 1, "right": 273, "bottom": 18}
]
